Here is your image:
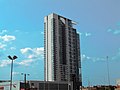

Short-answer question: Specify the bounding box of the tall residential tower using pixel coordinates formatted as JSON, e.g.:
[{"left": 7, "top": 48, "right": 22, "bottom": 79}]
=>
[{"left": 44, "top": 13, "right": 82, "bottom": 90}]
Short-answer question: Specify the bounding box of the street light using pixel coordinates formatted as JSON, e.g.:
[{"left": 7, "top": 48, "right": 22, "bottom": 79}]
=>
[
  {"left": 8, "top": 55, "right": 18, "bottom": 90},
  {"left": 21, "top": 73, "right": 30, "bottom": 90}
]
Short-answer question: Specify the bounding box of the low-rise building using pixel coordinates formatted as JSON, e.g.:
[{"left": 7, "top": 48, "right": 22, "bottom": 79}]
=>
[
  {"left": 0, "top": 81, "right": 20, "bottom": 90},
  {"left": 115, "top": 79, "right": 120, "bottom": 90},
  {"left": 0, "top": 80, "right": 73, "bottom": 90},
  {"left": 28, "top": 80, "right": 73, "bottom": 90}
]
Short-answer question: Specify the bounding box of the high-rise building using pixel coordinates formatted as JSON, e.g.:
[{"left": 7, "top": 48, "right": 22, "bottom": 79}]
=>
[{"left": 44, "top": 13, "right": 82, "bottom": 90}]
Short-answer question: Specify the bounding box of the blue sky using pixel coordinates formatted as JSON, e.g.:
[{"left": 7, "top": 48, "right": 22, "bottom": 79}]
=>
[{"left": 0, "top": 0, "right": 120, "bottom": 86}]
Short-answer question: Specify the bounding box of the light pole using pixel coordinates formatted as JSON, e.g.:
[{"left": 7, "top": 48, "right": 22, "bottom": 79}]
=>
[
  {"left": 106, "top": 56, "right": 110, "bottom": 86},
  {"left": 8, "top": 55, "right": 18, "bottom": 90},
  {"left": 21, "top": 73, "right": 30, "bottom": 90}
]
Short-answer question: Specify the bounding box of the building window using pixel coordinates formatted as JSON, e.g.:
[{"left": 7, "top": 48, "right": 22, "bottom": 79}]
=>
[{"left": 31, "top": 83, "right": 34, "bottom": 86}]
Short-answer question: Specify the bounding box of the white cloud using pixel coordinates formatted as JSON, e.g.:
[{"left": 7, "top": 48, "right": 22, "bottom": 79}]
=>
[
  {"left": 16, "top": 47, "right": 44, "bottom": 67},
  {"left": 0, "top": 59, "right": 36, "bottom": 67},
  {"left": 107, "top": 22, "right": 120, "bottom": 35},
  {"left": 111, "top": 48, "right": 120, "bottom": 61},
  {"left": 12, "top": 72, "right": 20, "bottom": 76},
  {"left": 82, "top": 48, "right": 120, "bottom": 62},
  {"left": 20, "top": 48, "right": 32, "bottom": 54},
  {"left": 80, "top": 32, "right": 92, "bottom": 37},
  {"left": 20, "top": 47, "right": 44, "bottom": 59},
  {"left": 0, "top": 60, "right": 11, "bottom": 67},
  {"left": 16, "top": 59, "right": 34, "bottom": 66},
  {"left": 0, "top": 47, "right": 44, "bottom": 67},
  {"left": 113, "top": 29, "right": 120, "bottom": 35},
  {"left": 107, "top": 28, "right": 112, "bottom": 32},
  {"left": 0, "top": 59, "right": 35, "bottom": 67},
  {"left": 81, "top": 54, "right": 91, "bottom": 62},
  {"left": 107, "top": 28, "right": 120, "bottom": 35},
  {"left": 85, "top": 32, "right": 92, "bottom": 37},
  {"left": 0, "top": 30, "right": 7, "bottom": 34},
  {"left": 10, "top": 47, "right": 16, "bottom": 50},
  {"left": 92, "top": 57, "right": 105, "bottom": 62},
  {"left": 0, "top": 32, "right": 16, "bottom": 50},
  {"left": 0, "top": 35, "right": 16, "bottom": 42},
  {"left": 0, "top": 43, "right": 6, "bottom": 49},
  {"left": 81, "top": 54, "right": 105, "bottom": 62}
]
